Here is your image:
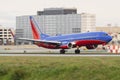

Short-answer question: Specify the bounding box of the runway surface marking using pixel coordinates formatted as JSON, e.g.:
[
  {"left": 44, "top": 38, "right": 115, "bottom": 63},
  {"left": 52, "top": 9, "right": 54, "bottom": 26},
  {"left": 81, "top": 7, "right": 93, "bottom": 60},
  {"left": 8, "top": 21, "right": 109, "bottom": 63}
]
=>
[{"left": 0, "top": 53, "right": 120, "bottom": 56}]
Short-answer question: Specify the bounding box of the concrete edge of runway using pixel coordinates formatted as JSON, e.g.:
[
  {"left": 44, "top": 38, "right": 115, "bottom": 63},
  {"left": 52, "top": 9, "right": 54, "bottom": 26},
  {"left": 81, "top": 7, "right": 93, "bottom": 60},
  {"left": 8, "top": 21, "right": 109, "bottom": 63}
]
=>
[
  {"left": 0, "top": 53, "right": 120, "bottom": 56},
  {"left": 0, "top": 49, "right": 119, "bottom": 56},
  {"left": 0, "top": 50, "right": 109, "bottom": 54}
]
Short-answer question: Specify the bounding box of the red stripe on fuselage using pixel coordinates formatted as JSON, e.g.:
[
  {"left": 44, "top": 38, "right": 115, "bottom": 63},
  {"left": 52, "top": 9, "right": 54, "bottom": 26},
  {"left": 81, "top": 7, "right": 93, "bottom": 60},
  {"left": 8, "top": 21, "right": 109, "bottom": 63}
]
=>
[
  {"left": 35, "top": 42, "right": 59, "bottom": 49},
  {"left": 30, "top": 19, "right": 40, "bottom": 39},
  {"left": 75, "top": 40, "right": 106, "bottom": 46},
  {"left": 59, "top": 40, "right": 106, "bottom": 49},
  {"left": 35, "top": 40, "right": 106, "bottom": 49}
]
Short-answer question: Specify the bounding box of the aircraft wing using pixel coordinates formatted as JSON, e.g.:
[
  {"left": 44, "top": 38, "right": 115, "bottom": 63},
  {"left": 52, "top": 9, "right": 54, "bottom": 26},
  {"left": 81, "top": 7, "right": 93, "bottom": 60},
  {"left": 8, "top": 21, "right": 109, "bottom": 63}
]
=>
[{"left": 17, "top": 38, "right": 61, "bottom": 45}]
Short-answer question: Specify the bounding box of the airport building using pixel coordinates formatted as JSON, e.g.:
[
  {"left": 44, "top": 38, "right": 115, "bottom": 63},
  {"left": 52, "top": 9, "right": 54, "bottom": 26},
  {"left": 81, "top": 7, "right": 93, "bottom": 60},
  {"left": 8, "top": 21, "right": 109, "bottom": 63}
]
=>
[
  {"left": 0, "top": 25, "right": 14, "bottom": 45},
  {"left": 16, "top": 8, "right": 96, "bottom": 44},
  {"left": 96, "top": 26, "right": 120, "bottom": 33},
  {"left": 81, "top": 13, "right": 96, "bottom": 32}
]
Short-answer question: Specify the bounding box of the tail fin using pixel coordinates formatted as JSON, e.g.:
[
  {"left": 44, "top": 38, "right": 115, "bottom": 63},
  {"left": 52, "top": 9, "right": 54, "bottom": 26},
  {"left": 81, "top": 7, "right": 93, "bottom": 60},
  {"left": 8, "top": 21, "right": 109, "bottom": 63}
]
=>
[{"left": 29, "top": 16, "right": 49, "bottom": 40}]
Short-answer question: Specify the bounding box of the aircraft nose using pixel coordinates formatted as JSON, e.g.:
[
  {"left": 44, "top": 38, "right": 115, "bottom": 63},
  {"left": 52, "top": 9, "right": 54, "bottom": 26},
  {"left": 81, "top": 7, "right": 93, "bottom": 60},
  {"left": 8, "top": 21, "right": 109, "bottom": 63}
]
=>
[{"left": 107, "top": 35, "right": 112, "bottom": 42}]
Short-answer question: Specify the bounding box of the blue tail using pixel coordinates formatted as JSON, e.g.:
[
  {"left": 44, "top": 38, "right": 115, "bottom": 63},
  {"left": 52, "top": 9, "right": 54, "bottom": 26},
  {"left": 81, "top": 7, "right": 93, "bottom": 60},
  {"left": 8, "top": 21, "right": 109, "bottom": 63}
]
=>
[{"left": 30, "top": 16, "right": 50, "bottom": 39}]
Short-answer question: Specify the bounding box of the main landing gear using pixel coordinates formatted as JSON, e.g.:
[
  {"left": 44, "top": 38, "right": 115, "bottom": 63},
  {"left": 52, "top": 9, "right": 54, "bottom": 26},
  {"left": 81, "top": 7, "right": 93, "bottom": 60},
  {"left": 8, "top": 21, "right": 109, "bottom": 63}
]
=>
[
  {"left": 60, "top": 49, "right": 65, "bottom": 54},
  {"left": 75, "top": 49, "right": 80, "bottom": 54},
  {"left": 75, "top": 46, "right": 80, "bottom": 54},
  {"left": 60, "top": 46, "right": 80, "bottom": 54}
]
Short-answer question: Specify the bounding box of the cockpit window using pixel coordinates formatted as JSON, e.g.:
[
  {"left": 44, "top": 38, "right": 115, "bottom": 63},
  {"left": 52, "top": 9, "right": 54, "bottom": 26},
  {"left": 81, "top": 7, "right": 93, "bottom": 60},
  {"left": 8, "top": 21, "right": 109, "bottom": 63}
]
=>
[{"left": 104, "top": 33, "right": 108, "bottom": 36}]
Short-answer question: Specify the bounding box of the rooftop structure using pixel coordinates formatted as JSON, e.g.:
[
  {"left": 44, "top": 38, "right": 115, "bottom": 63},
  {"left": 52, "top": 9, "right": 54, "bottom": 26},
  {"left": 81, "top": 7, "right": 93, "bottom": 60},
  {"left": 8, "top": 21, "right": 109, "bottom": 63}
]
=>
[{"left": 37, "top": 8, "right": 77, "bottom": 15}]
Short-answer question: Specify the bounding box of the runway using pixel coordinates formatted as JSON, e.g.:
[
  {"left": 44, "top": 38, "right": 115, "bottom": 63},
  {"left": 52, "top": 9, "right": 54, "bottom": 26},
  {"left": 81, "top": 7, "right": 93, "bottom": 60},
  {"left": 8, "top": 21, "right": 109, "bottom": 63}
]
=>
[{"left": 0, "top": 53, "right": 120, "bottom": 56}]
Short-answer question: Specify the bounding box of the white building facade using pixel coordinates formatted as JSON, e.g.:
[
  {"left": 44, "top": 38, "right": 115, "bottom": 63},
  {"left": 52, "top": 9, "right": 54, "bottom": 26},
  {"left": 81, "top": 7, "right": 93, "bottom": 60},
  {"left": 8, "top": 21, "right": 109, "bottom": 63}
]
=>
[
  {"left": 0, "top": 25, "right": 14, "bottom": 45},
  {"left": 16, "top": 8, "right": 96, "bottom": 44},
  {"left": 81, "top": 13, "right": 96, "bottom": 32}
]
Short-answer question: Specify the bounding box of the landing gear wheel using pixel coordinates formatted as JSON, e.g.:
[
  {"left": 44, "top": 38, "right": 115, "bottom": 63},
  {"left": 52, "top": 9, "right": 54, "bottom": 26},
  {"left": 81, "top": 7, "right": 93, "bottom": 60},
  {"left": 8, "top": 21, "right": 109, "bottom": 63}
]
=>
[
  {"left": 60, "top": 49, "right": 65, "bottom": 54},
  {"left": 75, "top": 49, "right": 80, "bottom": 54}
]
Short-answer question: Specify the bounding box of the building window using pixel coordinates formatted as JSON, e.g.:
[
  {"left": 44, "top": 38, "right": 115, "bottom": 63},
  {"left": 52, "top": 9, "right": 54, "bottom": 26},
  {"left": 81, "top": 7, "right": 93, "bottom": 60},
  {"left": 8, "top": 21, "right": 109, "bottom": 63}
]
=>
[
  {"left": 24, "top": 42, "right": 29, "bottom": 45},
  {"left": 4, "top": 35, "right": 7, "bottom": 37},
  {"left": 18, "top": 42, "right": 22, "bottom": 45},
  {"left": 8, "top": 32, "right": 11, "bottom": 34},
  {"left": 4, "top": 29, "right": 7, "bottom": 31},
  {"left": 8, "top": 35, "right": 11, "bottom": 37},
  {"left": 0, "top": 32, "right": 2, "bottom": 34},
  {"left": 72, "top": 28, "right": 81, "bottom": 33},
  {"left": 4, "top": 32, "right": 7, "bottom": 34}
]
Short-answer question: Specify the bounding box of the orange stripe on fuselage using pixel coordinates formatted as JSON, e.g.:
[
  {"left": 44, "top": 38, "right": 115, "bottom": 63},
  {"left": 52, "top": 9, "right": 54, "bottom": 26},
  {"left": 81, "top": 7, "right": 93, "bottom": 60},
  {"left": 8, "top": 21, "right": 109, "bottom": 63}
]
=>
[{"left": 30, "top": 20, "right": 40, "bottom": 39}]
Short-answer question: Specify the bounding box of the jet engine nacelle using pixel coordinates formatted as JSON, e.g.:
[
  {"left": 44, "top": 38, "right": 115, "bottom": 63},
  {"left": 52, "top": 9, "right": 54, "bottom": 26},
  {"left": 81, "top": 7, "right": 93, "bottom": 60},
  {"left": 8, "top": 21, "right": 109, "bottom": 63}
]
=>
[
  {"left": 67, "top": 42, "right": 76, "bottom": 48},
  {"left": 60, "top": 42, "right": 76, "bottom": 49},
  {"left": 86, "top": 45, "right": 98, "bottom": 49}
]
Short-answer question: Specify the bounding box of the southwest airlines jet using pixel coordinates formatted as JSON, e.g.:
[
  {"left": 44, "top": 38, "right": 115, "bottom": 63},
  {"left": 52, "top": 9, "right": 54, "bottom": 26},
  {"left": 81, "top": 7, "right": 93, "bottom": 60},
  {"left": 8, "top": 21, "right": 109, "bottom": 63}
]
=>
[{"left": 18, "top": 16, "right": 112, "bottom": 54}]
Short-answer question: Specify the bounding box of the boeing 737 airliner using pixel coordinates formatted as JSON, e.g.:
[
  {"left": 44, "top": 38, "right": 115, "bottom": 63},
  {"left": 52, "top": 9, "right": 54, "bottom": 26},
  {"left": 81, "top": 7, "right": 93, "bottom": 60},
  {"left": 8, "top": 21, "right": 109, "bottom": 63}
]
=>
[{"left": 18, "top": 16, "right": 112, "bottom": 54}]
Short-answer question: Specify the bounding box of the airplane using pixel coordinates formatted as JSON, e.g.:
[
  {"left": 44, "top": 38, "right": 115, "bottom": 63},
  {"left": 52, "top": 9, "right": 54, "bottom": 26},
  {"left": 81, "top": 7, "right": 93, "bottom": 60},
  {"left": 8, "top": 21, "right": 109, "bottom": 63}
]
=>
[{"left": 18, "top": 16, "right": 112, "bottom": 54}]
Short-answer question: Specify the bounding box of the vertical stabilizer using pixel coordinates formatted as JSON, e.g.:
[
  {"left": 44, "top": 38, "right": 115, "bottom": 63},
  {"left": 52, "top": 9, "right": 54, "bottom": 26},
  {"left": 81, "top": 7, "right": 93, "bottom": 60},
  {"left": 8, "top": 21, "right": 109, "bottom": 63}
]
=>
[
  {"left": 30, "top": 16, "right": 40, "bottom": 39},
  {"left": 29, "top": 16, "right": 49, "bottom": 40}
]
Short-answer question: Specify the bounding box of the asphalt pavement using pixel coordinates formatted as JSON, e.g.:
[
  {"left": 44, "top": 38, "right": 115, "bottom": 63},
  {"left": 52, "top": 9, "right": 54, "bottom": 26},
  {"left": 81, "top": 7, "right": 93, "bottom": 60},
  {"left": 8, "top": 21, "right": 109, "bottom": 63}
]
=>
[{"left": 0, "top": 53, "right": 120, "bottom": 56}]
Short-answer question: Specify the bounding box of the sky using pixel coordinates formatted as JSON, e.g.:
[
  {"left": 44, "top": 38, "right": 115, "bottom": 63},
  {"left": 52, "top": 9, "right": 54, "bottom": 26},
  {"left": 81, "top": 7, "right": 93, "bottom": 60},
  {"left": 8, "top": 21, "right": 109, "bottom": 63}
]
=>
[{"left": 0, "top": 0, "right": 120, "bottom": 28}]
